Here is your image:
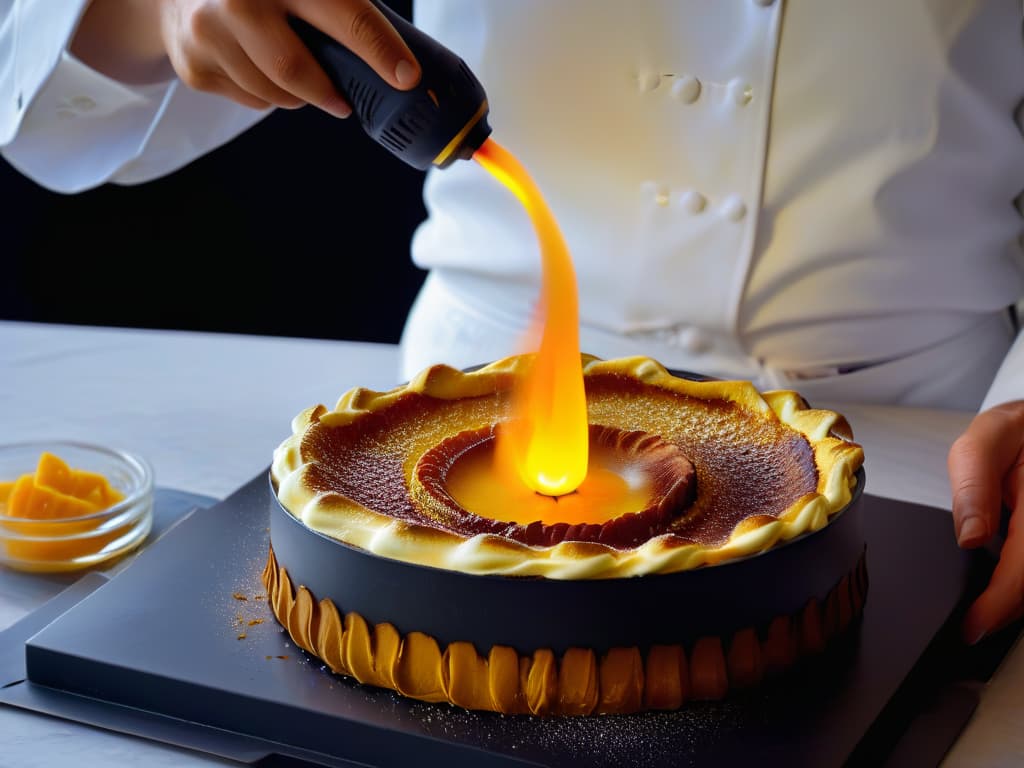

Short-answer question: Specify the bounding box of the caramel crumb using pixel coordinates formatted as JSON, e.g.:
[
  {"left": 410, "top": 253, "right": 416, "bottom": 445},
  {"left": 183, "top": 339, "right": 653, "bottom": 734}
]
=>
[
  {"left": 276, "top": 655, "right": 289, "bottom": 660},
  {"left": 265, "top": 655, "right": 273, "bottom": 660},
  {"left": 237, "top": 633, "right": 247, "bottom": 640},
  {"left": 253, "top": 595, "right": 266, "bottom": 601},
  {"left": 248, "top": 619, "right": 264, "bottom": 626},
  {"left": 232, "top": 593, "right": 247, "bottom": 601}
]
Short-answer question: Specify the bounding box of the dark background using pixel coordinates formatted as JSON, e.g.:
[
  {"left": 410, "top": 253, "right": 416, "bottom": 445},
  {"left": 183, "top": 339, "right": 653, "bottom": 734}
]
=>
[{"left": 0, "top": 0, "right": 428, "bottom": 345}]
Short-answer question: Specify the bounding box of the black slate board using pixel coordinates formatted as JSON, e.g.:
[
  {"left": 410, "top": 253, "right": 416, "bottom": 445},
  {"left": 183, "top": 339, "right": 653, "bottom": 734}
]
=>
[{"left": 0, "top": 472, "right": 986, "bottom": 767}]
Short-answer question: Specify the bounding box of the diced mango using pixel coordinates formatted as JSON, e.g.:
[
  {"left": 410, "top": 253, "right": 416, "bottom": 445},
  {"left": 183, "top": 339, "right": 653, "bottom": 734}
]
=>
[
  {"left": 33, "top": 452, "right": 75, "bottom": 493},
  {"left": 3, "top": 453, "right": 123, "bottom": 520},
  {"left": 2, "top": 451, "right": 130, "bottom": 567},
  {"left": 7, "top": 474, "right": 101, "bottom": 520},
  {"left": 34, "top": 452, "right": 124, "bottom": 507}
]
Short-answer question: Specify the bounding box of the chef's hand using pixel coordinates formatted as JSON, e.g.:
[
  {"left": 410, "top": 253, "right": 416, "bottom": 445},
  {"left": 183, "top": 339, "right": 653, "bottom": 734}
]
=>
[
  {"left": 948, "top": 400, "right": 1024, "bottom": 644},
  {"left": 71, "top": 0, "right": 421, "bottom": 118}
]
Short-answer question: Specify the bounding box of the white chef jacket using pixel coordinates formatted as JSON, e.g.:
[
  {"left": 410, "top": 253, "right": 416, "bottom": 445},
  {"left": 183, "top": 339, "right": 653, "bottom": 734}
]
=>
[{"left": 3, "top": 0, "right": 1022, "bottom": 411}]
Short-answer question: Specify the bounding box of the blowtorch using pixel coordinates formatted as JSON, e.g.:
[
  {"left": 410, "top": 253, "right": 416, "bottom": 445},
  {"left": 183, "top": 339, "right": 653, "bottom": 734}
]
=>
[{"left": 290, "top": 2, "right": 492, "bottom": 171}]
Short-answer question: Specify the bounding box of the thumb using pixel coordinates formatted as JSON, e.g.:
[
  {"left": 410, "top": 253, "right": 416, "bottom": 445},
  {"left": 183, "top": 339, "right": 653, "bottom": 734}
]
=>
[
  {"left": 951, "top": 401, "right": 1024, "bottom": 643},
  {"left": 947, "top": 405, "right": 1022, "bottom": 548}
]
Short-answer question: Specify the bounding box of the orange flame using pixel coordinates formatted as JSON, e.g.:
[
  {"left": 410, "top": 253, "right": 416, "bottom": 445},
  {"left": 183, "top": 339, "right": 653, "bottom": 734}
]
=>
[{"left": 474, "top": 137, "right": 588, "bottom": 496}]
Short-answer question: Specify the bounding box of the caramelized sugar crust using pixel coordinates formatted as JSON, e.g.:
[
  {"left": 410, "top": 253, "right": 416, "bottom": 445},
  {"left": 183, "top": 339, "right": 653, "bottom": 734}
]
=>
[
  {"left": 585, "top": 375, "right": 818, "bottom": 546},
  {"left": 272, "top": 355, "right": 864, "bottom": 578},
  {"left": 413, "top": 424, "right": 697, "bottom": 548},
  {"left": 299, "top": 373, "right": 814, "bottom": 549}
]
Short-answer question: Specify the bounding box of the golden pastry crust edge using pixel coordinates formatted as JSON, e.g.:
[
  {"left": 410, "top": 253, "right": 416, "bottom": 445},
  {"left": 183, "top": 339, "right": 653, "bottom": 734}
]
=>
[{"left": 271, "top": 355, "right": 866, "bottom": 579}]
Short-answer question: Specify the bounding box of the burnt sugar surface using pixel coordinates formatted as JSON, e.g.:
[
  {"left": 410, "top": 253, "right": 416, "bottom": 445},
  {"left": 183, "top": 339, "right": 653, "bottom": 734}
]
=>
[
  {"left": 301, "top": 372, "right": 818, "bottom": 550},
  {"left": 416, "top": 423, "right": 696, "bottom": 548}
]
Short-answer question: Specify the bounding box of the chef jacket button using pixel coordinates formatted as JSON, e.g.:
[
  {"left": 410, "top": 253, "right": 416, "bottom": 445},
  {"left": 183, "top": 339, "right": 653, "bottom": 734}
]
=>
[
  {"left": 675, "top": 327, "right": 711, "bottom": 354},
  {"left": 636, "top": 71, "right": 661, "bottom": 92},
  {"left": 679, "top": 189, "right": 706, "bottom": 214},
  {"left": 720, "top": 195, "right": 747, "bottom": 221},
  {"left": 753, "top": 0, "right": 776, "bottom": 6},
  {"left": 641, "top": 181, "right": 671, "bottom": 207},
  {"left": 672, "top": 75, "right": 701, "bottom": 104},
  {"left": 728, "top": 79, "right": 753, "bottom": 106},
  {"left": 71, "top": 96, "right": 96, "bottom": 112}
]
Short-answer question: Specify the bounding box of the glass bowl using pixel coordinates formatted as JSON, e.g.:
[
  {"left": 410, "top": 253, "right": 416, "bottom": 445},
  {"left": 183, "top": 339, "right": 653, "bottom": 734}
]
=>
[{"left": 0, "top": 441, "right": 154, "bottom": 573}]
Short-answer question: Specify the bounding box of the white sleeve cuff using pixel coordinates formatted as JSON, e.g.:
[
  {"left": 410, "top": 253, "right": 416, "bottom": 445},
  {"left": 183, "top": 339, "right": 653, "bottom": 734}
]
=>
[
  {"left": 2, "top": 51, "right": 176, "bottom": 193},
  {"left": 0, "top": 0, "right": 91, "bottom": 146},
  {"left": 1, "top": 7, "right": 271, "bottom": 193}
]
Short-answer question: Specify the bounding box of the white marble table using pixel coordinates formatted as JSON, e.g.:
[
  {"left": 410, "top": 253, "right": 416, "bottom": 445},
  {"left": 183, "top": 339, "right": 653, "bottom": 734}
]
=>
[{"left": 0, "top": 320, "right": 1014, "bottom": 766}]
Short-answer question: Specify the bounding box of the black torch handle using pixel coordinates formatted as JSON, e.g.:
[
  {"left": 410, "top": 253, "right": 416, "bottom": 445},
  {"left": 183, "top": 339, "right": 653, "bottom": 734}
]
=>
[{"left": 289, "top": 2, "right": 491, "bottom": 170}]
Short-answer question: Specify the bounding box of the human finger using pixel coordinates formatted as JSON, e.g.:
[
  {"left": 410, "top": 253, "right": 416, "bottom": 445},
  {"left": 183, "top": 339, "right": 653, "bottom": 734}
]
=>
[
  {"left": 962, "top": 487, "right": 1024, "bottom": 644},
  {"left": 189, "top": 70, "right": 274, "bottom": 111},
  {"left": 947, "top": 406, "right": 1021, "bottom": 548},
  {"left": 216, "top": 38, "right": 306, "bottom": 109},
  {"left": 232, "top": 11, "right": 353, "bottom": 118},
  {"left": 956, "top": 402, "right": 1024, "bottom": 643},
  {"left": 162, "top": 2, "right": 279, "bottom": 111},
  {"left": 289, "top": 0, "right": 421, "bottom": 89}
]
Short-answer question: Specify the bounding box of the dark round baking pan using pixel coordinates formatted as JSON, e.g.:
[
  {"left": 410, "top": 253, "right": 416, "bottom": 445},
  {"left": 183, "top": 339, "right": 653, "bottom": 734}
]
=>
[{"left": 267, "top": 465, "right": 865, "bottom": 656}]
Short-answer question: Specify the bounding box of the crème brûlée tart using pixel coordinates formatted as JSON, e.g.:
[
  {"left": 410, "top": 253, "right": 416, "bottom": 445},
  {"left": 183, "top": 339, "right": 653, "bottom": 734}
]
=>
[{"left": 264, "top": 354, "right": 866, "bottom": 715}]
